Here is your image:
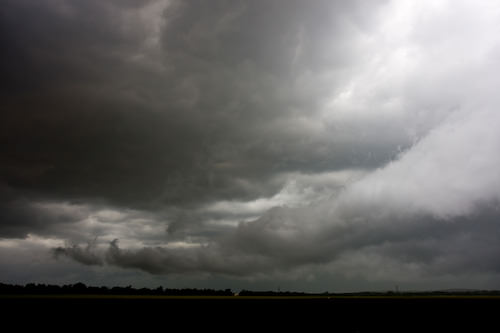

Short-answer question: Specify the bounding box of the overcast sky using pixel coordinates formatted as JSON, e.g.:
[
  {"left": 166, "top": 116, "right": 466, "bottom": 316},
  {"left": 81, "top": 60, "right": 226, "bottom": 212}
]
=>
[{"left": 2, "top": 0, "right": 500, "bottom": 292}]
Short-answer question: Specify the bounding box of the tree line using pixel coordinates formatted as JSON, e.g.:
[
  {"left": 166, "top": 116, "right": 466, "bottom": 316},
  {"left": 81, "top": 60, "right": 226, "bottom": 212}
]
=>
[
  {"left": 0, "top": 282, "right": 233, "bottom": 296},
  {"left": 2, "top": 282, "right": 500, "bottom": 296}
]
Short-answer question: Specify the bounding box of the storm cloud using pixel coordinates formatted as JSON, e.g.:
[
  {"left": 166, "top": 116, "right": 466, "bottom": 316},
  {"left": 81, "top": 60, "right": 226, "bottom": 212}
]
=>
[{"left": 2, "top": 0, "right": 500, "bottom": 291}]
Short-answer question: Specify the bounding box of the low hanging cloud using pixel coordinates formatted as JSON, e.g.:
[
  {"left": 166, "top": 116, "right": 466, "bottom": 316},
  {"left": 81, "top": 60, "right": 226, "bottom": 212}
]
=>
[{"left": 53, "top": 241, "right": 103, "bottom": 266}]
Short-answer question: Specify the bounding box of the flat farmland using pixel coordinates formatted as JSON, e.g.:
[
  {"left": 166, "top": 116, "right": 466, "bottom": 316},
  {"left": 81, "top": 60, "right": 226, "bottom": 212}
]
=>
[{"left": 1, "top": 294, "right": 498, "bottom": 331}]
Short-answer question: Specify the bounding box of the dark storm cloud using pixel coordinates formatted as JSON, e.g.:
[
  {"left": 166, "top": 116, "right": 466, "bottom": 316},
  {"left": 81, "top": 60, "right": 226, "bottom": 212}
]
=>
[
  {"left": 0, "top": 0, "right": 395, "bottom": 207},
  {"left": 0, "top": 0, "right": 401, "bottom": 242},
  {"left": 3, "top": 0, "right": 500, "bottom": 290}
]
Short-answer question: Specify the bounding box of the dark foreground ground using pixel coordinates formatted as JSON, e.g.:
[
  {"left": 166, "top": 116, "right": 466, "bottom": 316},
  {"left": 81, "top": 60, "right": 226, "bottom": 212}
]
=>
[{"left": 1, "top": 295, "right": 498, "bottom": 331}]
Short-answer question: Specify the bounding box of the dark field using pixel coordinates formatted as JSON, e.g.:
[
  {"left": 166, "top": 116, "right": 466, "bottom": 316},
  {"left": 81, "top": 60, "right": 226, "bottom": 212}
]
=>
[{"left": 1, "top": 295, "right": 498, "bottom": 331}]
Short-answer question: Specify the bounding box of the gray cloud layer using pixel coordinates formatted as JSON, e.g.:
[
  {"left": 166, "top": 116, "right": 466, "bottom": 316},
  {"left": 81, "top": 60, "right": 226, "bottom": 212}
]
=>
[{"left": 2, "top": 0, "right": 500, "bottom": 290}]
